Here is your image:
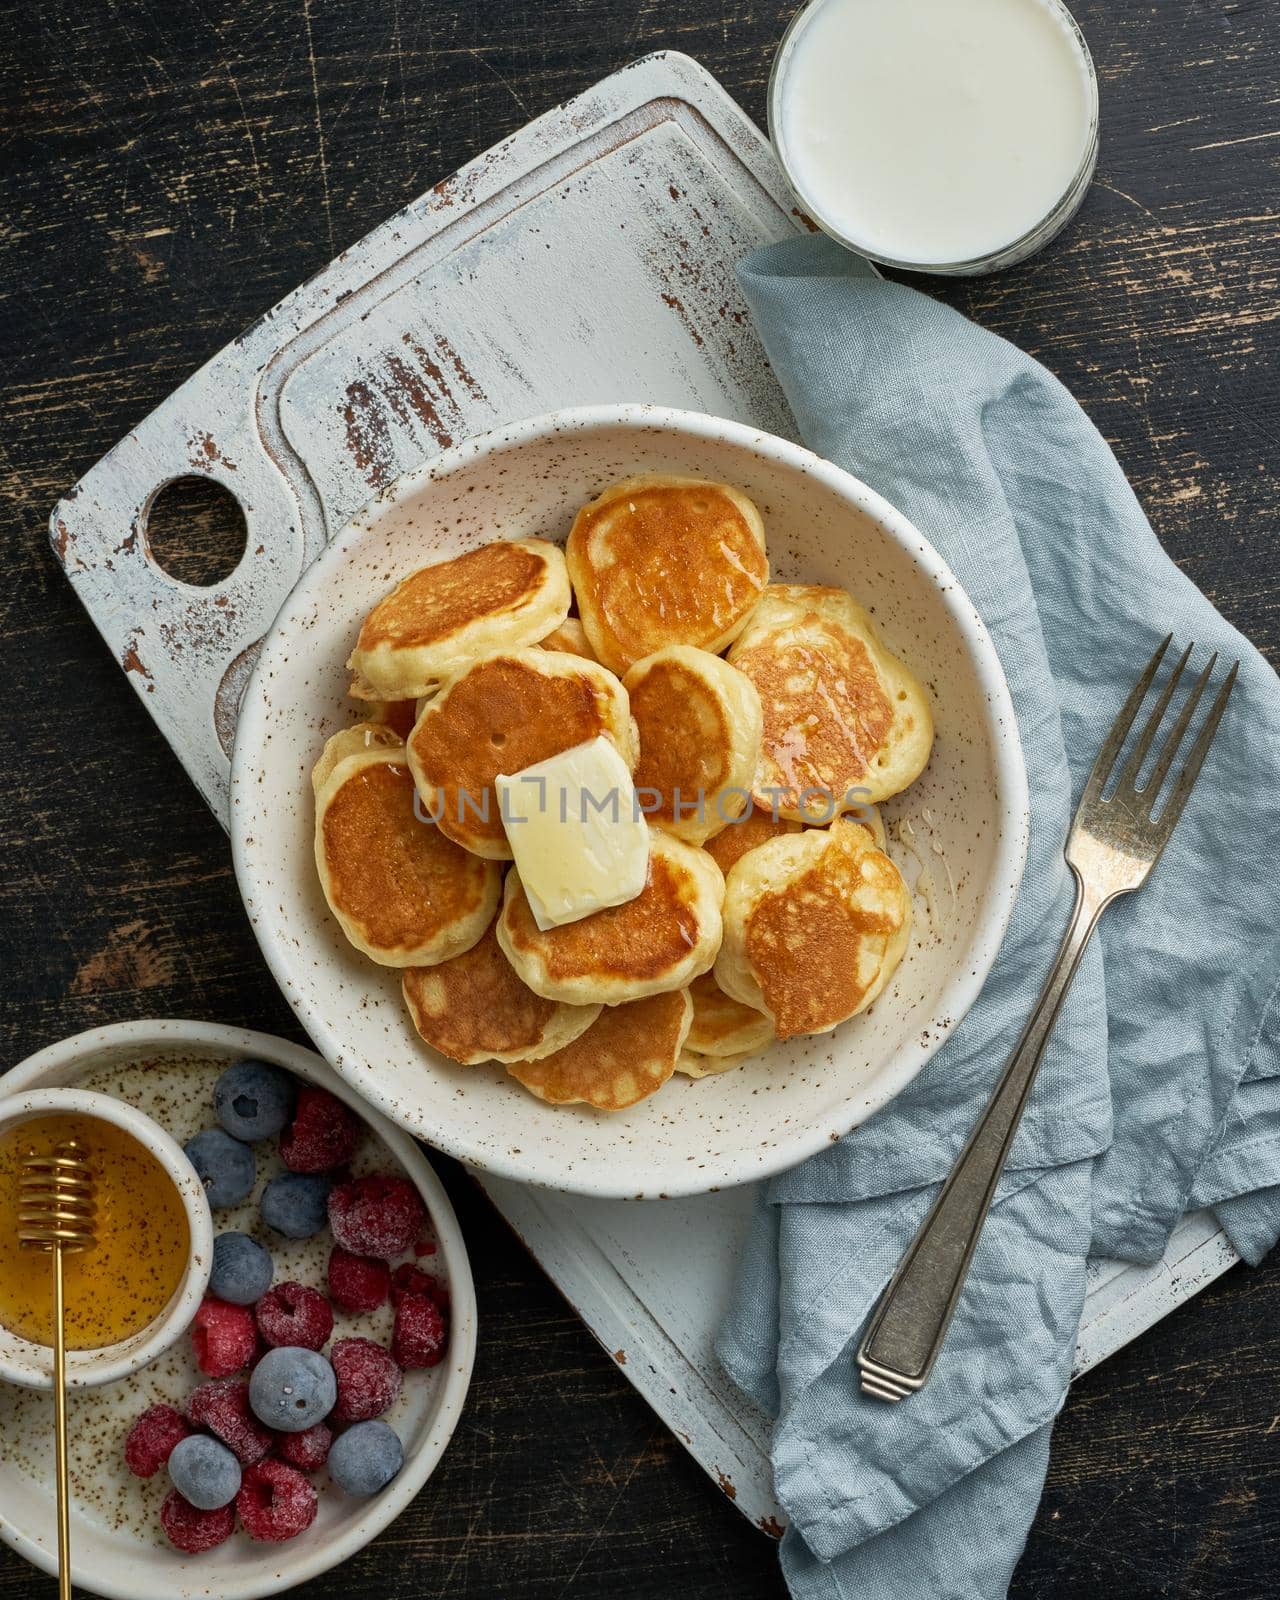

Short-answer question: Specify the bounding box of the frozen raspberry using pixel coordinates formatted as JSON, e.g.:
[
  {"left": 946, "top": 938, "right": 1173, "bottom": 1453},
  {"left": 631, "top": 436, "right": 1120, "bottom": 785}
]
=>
[
  {"left": 391, "top": 1292, "right": 447, "bottom": 1370},
  {"left": 276, "top": 1422, "right": 332, "bottom": 1472},
  {"left": 160, "top": 1490, "right": 235, "bottom": 1553},
  {"left": 236, "top": 1459, "right": 318, "bottom": 1542},
  {"left": 331, "top": 1337, "right": 402, "bottom": 1423},
  {"left": 254, "top": 1282, "right": 334, "bottom": 1351},
  {"left": 328, "top": 1174, "right": 425, "bottom": 1259},
  {"left": 124, "top": 1404, "right": 191, "bottom": 1477},
  {"left": 328, "top": 1247, "right": 390, "bottom": 1314},
  {"left": 186, "top": 1378, "right": 273, "bottom": 1466},
  {"left": 390, "top": 1262, "right": 449, "bottom": 1312},
  {"left": 279, "top": 1087, "right": 362, "bottom": 1173},
  {"left": 412, "top": 1233, "right": 437, "bottom": 1258},
  {"left": 191, "top": 1296, "right": 258, "bottom": 1377}
]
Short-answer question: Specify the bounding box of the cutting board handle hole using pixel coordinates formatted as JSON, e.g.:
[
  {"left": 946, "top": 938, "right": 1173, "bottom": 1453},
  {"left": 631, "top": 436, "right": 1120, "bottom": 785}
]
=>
[{"left": 146, "top": 476, "right": 247, "bottom": 588}]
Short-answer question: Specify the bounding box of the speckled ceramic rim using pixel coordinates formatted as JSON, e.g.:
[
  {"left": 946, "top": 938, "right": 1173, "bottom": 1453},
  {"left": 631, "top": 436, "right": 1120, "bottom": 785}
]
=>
[
  {"left": 0, "top": 1018, "right": 477, "bottom": 1600},
  {"left": 231, "top": 402, "right": 1031, "bottom": 1198},
  {"left": 0, "top": 1085, "right": 214, "bottom": 1391}
]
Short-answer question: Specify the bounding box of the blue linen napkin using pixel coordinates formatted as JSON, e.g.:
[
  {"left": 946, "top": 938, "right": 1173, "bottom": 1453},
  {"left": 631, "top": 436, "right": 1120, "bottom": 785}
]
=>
[{"left": 714, "top": 235, "right": 1280, "bottom": 1600}]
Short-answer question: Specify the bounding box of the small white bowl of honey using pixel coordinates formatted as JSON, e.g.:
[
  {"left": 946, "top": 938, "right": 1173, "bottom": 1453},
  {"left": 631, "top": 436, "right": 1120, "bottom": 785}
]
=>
[{"left": 0, "top": 1087, "right": 213, "bottom": 1389}]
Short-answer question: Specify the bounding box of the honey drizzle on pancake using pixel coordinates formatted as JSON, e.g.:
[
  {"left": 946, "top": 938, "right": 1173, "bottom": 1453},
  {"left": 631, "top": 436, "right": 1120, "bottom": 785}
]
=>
[{"left": 735, "top": 626, "right": 893, "bottom": 810}]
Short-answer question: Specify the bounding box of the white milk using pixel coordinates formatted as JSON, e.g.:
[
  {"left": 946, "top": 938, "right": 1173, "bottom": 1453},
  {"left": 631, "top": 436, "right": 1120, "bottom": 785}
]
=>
[{"left": 771, "top": 0, "right": 1096, "bottom": 268}]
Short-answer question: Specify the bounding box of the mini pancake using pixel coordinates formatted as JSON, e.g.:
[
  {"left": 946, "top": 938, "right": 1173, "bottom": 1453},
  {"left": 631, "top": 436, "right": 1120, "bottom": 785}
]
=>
[
  {"left": 364, "top": 696, "right": 420, "bottom": 739},
  {"left": 346, "top": 675, "right": 419, "bottom": 739},
  {"left": 497, "top": 829, "right": 724, "bottom": 1006},
  {"left": 567, "top": 475, "right": 768, "bottom": 674},
  {"left": 312, "top": 722, "right": 404, "bottom": 793},
  {"left": 507, "top": 989, "right": 692, "bottom": 1110},
  {"left": 315, "top": 748, "right": 500, "bottom": 967},
  {"left": 841, "top": 803, "right": 887, "bottom": 850},
  {"left": 675, "top": 1046, "right": 754, "bottom": 1080},
  {"left": 539, "top": 616, "right": 598, "bottom": 662},
  {"left": 685, "top": 971, "right": 774, "bottom": 1057},
  {"left": 703, "top": 803, "right": 801, "bottom": 875},
  {"left": 402, "top": 917, "right": 600, "bottom": 1065},
  {"left": 728, "top": 585, "right": 933, "bottom": 820},
  {"left": 406, "top": 648, "right": 638, "bottom": 859},
  {"left": 716, "top": 821, "right": 911, "bottom": 1039},
  {"left": 623, "top": 646, "right": 762, "bottom": 846},
  {"left": 348, "top": 537, "right": 571, "bottom": 699}
]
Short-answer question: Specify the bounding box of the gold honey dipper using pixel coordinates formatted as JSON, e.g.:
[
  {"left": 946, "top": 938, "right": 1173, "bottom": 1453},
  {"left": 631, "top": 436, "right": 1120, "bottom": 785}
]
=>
[{"left": 18, "top": 1139, "right": 96, "bottom": 1600}]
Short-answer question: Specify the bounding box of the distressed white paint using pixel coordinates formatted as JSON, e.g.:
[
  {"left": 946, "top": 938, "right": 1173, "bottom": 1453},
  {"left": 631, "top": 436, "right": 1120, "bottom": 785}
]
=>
[{"left": 49, "top": 51, "right": 1240, "bottom": 1533}]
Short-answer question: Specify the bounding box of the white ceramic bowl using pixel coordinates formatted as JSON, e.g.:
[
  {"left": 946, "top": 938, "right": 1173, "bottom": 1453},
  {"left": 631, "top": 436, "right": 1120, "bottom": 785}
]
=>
[
  {"left": 0, "top": 1086, "right": 213, "bottom": 1390},
  {"left": 0, "top": 1019, "right": 476, "bottom": 1600},
  {"left": 232, "top": 404, "right": 1029, "bottom": 1198}
]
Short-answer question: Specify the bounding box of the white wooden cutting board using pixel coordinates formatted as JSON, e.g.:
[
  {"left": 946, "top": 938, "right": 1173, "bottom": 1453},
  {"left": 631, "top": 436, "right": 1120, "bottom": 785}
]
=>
[{"left": 49, "top": 49, "right": 1241, "bottom": 1533}]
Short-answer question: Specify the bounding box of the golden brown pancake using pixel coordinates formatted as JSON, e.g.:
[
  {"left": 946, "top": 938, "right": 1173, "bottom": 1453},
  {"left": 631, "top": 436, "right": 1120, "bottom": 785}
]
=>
[
  {"left": 675, "top": 1046, "right": 754, "bottom": 1079},
  {"left": 348, "top": 537, "right": 570, "bottom": 699},
  {"left": 567, "top": 475, "right": 768, "bottom": 674},
  {"left": 507, "top": 989, "right": 692, "bottom": 1109},
  {"left": 312, "top": 722, "right": 404, "bottom": 793},
  {"left": 538, "top": 617, "right": 598, "bottom": 662},
  {"left": 406, "top": 649, "right": 637, "bottom": 859},
  {"left": 836, "top": 804, "right": 887, "bottom": 850},
  {"left": 314, "top": 749, "right": 500, "bottom": 967},
  {"left": 364, "top": 696, "right": 420, "bottom": 739},
  {"left": 347, "top": 671, "right": 382, "bottom": 702},
  {"left": 684, "top": 971, "right": 774, "bottom": 1056},
  {"left": 623, "top": 646, "right": 762, "bottom": 845},
  {"left": 402, "top": 917, "right": 600, "bottom": 1065},
  {"left": 716, "top": 821, "right": 911, "bottom": 1039},
  {"left": 728, "top": 585, "right": 933, "bottom": 820},
  {"left": 704, "top": 804, "right": 802, "bottom": 875},
  {"left": 497, "top": 829, "right": 724, "bottom": 1005}
]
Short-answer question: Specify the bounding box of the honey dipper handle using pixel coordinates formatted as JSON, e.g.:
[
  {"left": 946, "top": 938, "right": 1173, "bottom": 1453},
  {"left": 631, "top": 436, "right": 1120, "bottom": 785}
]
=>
[{"left": 53, "top": 1246, "right": 71, "bottom": 1600}]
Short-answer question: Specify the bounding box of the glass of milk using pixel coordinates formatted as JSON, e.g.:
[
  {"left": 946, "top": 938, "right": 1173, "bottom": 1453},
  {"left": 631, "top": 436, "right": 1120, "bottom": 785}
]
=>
[{"left": 768, "top": 0, "right": 1099, "bottom": 274}]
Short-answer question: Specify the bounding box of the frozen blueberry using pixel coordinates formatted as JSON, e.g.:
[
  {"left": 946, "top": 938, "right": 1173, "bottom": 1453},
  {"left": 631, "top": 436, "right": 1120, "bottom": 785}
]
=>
[
  {"left": 260, "top": 1173, "right": 331, "bottom": 1239},
  {"left": 214, "top": 1059, "right": 296, "bottom": 1143},
  {"left": 168, "top": 1433, "right": 242, "bottom": 1510},
  {"left": 328, "top": 1420, "right": 404, "bottom": 1496},
  {"left": 184, "top": 1129, "right": 256, "bottom": 1209},
  {"left": 248, "top": 1347, "right": 337, "bottom": 1433},
  {"left": 209, "top": 1232, "right": 274, "bottom": 1306}
]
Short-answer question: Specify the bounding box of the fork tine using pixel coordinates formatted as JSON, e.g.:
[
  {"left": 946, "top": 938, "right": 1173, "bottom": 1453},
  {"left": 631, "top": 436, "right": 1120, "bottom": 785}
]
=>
[
  {"left": 1139, "top": 650, "right": 1218, "bottom": 806},
  {"left": 1080, "top": 634, "right": 1171, "bottom": 804},
  {"left": 1151, "top": 661, "right": 1239, "bottom": 837},
  {"left": 1115, "top": 640, "right": 1194, "bottom": 797}
]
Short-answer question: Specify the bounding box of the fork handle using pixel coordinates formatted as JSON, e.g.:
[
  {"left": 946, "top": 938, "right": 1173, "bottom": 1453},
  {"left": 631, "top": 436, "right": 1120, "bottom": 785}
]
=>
[{"left": 856, "top": 870, "right": 1107, "bottom": 1401}]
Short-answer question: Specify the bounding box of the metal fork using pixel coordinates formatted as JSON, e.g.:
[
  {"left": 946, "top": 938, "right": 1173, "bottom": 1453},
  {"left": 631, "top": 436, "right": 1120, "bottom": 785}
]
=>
[{"left": 856, "top": 635, "right": 1239, "bottom": 1403}]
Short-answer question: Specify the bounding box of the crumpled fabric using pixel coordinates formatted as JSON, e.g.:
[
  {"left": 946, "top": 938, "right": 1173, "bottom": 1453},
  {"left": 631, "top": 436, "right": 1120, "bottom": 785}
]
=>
[{"left": 714, "top": 235, "right": 1280, "bottom": 1600}]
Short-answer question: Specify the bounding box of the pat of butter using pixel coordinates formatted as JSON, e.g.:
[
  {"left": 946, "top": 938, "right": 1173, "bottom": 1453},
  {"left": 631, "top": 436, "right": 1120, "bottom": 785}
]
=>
[{"left": 496, "top": 737, "right": 649, "bottom": 930}]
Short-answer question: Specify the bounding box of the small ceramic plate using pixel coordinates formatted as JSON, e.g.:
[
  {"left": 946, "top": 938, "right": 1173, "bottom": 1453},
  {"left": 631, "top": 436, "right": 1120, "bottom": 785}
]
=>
[
  {"left": 232, "top": 404, "right": 1030, "bottom": 1199},
  {"left": 0, "top": 1019, "right": 476, "bottom": 1600}
]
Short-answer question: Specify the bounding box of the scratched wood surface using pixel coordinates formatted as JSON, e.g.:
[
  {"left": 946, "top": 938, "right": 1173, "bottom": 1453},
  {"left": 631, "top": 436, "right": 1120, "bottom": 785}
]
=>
[{"left": 1, "top": 2, "right": 1277, "bottom": 1597}]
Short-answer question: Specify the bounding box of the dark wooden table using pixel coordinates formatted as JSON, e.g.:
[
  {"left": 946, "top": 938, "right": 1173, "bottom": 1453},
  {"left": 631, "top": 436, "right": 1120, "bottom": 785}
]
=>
[{"left": 2, "top": 2, "right": 1277, "bottom": 1596}]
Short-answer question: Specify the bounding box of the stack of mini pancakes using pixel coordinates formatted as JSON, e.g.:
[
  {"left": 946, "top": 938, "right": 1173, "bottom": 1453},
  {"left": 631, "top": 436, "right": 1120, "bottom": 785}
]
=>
[{"left": 313, "top": 475, "right": 934, "bottom": 1111}]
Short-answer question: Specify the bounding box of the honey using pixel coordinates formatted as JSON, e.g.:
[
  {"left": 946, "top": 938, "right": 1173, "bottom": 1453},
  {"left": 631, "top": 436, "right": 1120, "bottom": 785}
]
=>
[{"left": 0, "top": 1113, "right": 190, "bottom": 1349}]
